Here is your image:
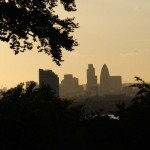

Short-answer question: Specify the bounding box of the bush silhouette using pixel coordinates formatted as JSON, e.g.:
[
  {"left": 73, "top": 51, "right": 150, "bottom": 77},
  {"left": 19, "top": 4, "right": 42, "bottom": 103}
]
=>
[{"left": 0, "top": 79, "right": 150, "bottom": 150}]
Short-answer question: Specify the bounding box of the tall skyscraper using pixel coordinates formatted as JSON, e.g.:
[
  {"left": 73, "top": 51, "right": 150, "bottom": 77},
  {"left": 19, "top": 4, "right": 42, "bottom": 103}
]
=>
[
  {"left": 86, "top": 64, "right": 97, "bottom": 96},
  {"left": 100, "top": 64, "right": 110, "bottom": 95},
  {"left": 39, "top": 69, "right": 59, "bottom": 96},
  {"left": 99, "top": 64, "right": 122, "bottom": 96}
]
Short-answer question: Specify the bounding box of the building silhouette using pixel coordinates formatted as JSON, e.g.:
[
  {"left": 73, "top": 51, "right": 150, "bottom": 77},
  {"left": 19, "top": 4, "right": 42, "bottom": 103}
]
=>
[
  {"left": 39, "top": 69, "right": 59, "bottom": 96},
  {"left": 86, "top": 64, "right": 98, "bottom": 96},
  {"left": 109, "top": 76, "right": 122, "bottom": 95},
  {"left": 99, "top": 64, "right": 122, "bottom": 96},
  {"left": 60, "top": 74, "right": 83, "bottom": 98},
  {"left": 100, "top": 64, "right": 110, "bottom": 95}
]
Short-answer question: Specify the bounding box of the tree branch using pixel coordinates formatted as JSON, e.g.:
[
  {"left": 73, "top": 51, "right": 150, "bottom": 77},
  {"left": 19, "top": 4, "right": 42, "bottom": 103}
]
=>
[{"left": 0, "top": 33, "right": 12, "bottom": 42}]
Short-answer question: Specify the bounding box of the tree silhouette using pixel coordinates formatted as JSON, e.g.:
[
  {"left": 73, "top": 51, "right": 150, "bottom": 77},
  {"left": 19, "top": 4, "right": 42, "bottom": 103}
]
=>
[
  {"left": 0, "top": 0, "right": 79, "bottom": 65},
  {"left": 113, "top": 77, "right": 150, "bottom": 150},
  {"left": 0, "top": 82, "right": 84, "bottom": 149},
  {"left": 1, "top": 80, "right": 150, "bottom": 150},
  {"left": 115, "top": 76, "right": 150, "bottom": 121}
]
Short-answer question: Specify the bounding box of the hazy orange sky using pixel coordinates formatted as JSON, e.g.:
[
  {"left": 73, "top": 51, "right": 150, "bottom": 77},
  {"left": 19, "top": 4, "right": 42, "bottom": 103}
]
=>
[{"left": 1, "top": 0, "right": 150, "bottom": 88}]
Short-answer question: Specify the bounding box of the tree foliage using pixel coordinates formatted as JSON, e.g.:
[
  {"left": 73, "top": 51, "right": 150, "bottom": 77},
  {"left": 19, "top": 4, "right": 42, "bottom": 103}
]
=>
[
  {"left": 0, "top": 80, "right": 150, "bottom": 150},
  {"left": 0, "top": 82, "right": 81, "bottom": 149},
  {"left": 0, "top": 0, "right": 79, "bottom": 65},
  {"left": 130, "top": 76, "right": 150, "bottom": 105},
  {"left": 115, "top": 76, "right": 150, "bottom": 118},
  {"left": 0, "top": 82, "right": 120, "bottom": 150}
]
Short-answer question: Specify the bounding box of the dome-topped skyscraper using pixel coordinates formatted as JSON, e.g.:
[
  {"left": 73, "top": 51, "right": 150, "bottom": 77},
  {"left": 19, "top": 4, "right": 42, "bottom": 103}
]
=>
[
  {"left": 101, "top": 64, "right": 110, "bottom": 78},
  {"left": 99, "top": 64, "right": 122, "bottom": 96},
  {"left": 100, "top": 64, "right": 110, "bottom": 95}
]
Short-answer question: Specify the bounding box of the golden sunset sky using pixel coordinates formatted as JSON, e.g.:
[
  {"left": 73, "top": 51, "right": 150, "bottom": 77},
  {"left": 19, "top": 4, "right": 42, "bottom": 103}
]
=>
[{"left": 0, "top": 0, "right": 150, "bottom": 88}]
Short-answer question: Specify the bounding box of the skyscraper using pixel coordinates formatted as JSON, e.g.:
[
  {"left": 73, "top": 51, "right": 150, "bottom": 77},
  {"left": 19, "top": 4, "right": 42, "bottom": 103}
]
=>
[
  {"left": 39, "top": 69, "right": 59, "bottom": 96},
  {"left": 100, "top": 64, "right": 122, "bottom": 96},
  {"left": 86, "top": 64, "right": 97, "bottom": 96},
  {"left": 100, "top": 64, "right": 110, "bottom": 95}
]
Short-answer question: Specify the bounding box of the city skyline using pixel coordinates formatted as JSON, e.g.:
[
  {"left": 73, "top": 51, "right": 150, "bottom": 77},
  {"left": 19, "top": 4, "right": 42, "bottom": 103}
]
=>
[
  {"left": 1, "top": 0, "right": 150, "bottom": 88},
  {"left": 0, "top": 62, "right": 148, "bottom": 88},
  {"left": 0, "top": 1, "right": 149, "bottom": 150},
  {"left": 39, "top": 64, "right": 135, "bottom": 98}
]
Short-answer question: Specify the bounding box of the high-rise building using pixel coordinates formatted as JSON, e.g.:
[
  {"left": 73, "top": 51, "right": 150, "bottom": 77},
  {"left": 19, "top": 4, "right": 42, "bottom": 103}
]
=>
[
  {"left": 100, "top": 64, "right": 110, "bottom": 95},
  {"left": 99, "top": 64, "right": 122, "bottom": 96},
  {"left": 60, "top": 74, "right": 83, "bottom": 98},
  {"left": 39, "top": 69, "right": 59, "bottom": 96},
  {"left": 109, "top": 76, "right": 122, "bottom": 95},
  {"left": 86, "top": 64, "right": 98, "bottom": 96}
]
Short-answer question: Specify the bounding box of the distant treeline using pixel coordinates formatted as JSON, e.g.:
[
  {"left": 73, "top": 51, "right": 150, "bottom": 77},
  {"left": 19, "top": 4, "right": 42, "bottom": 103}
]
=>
[{"left": 0, "top": 78, "right": 149, "bottom": 150}]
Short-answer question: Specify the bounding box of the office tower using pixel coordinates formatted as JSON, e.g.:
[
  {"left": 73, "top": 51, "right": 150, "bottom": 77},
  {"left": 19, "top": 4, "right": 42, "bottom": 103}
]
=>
[
  {"left": 109, "top": 76, "right": 122, "bottom": 95},
  {"left": 100, "top": 64, "right": 122, "bottom": 96},
  {"left": 60, "top": 74, "right": 83, "bottom": 98},
  {"left": 39, "top": 69, "right": 59, "bottom": 96},
  {"left": 100, "top": 64, "right": 110, "bottom": 95},
  {"left": 86, "top": 64, "right": 98, "bottom": 96}
]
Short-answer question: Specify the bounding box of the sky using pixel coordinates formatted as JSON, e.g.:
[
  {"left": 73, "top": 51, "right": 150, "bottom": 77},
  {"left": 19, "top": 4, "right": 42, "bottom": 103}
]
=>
[{"left": 1, "top": 0, "right": 150, "bottom": 88}]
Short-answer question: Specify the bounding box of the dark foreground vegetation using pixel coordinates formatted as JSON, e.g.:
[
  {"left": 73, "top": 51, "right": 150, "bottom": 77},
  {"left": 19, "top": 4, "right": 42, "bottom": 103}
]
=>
[{"left": 0, "top": 78, "right": 150, "bottom": 150}]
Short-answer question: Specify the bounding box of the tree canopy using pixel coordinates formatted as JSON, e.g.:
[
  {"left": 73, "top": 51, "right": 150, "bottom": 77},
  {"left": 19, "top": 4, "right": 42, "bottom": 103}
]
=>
[
  {"left": 0, "top": 80, "right": 150, "bottom": 149},
  {"left": 0, "top": 0, "right": 79, "bottom": 65}
]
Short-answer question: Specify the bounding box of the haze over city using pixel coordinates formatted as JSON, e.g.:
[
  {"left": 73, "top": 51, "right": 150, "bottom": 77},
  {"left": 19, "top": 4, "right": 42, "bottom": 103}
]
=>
[
  {"left": 0, "top": 1, "right": 150, "bottom": 150},
  {"left": 1, "top": 0, "right": 150, "bottom": 88}
]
